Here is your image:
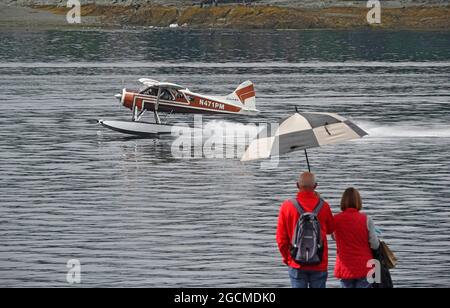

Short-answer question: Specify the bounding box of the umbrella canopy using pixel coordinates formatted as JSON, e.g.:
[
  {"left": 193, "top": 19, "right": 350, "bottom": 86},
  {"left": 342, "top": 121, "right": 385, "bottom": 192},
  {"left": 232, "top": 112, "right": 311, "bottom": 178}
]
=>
[{"left": 241, "top": 112, "right": 368, "bottom": 166}]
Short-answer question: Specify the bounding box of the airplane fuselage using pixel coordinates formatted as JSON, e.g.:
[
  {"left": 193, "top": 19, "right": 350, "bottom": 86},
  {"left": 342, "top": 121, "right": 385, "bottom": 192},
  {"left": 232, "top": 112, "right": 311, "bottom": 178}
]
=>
[{"left": 120, "top": 86, "right": 258, "bottom": 116}]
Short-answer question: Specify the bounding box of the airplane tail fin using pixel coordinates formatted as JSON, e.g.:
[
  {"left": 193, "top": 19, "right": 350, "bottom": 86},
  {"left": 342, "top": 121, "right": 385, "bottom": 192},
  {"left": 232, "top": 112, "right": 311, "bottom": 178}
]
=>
[{"left": 227, "top": 80, "right": 257, "bottom": 111}]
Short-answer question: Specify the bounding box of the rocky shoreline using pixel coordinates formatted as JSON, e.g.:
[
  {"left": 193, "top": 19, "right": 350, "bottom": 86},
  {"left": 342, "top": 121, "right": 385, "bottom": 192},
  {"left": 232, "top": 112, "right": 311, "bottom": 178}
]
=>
[
  {"left": 1, "top": 1, "right": 449, "bottom": 30},
  {"left": 39, "top": 3, "right": 450, "bottom": 30}
]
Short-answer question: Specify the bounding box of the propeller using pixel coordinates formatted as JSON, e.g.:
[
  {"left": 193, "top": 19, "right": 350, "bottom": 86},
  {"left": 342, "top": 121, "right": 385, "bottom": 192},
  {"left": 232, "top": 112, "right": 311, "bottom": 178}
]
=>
[{"left": 114, "top": 78, "right": 126, "bottom": 107}]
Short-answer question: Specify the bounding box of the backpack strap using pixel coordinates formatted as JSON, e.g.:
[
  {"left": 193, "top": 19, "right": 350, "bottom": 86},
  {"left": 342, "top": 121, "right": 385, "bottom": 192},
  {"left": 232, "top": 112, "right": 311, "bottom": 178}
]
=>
[
  {"left": 290, "top": 199, "right": 304, "bottom": 248},
  {"left": 313, "top": 198, "right": 325, "bottom": 216},
  {"left": 290, "top": 199, "right": 305, "bottom": 215},
  {"left": 291, "top": 198, "right": 324, "bottom": 216}
]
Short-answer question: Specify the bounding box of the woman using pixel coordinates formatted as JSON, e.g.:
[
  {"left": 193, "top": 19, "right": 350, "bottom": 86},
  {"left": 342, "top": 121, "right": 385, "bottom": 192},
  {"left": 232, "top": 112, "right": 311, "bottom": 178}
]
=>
[{"left": 334, "top": 187, "right": 380, "bottom": 288}]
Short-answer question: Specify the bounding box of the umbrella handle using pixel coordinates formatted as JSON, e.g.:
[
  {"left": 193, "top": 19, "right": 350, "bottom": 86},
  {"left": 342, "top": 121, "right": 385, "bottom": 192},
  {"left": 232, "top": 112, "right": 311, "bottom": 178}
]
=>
[{"left": 304, "top": 149, "right": 311, "bottom": 172}]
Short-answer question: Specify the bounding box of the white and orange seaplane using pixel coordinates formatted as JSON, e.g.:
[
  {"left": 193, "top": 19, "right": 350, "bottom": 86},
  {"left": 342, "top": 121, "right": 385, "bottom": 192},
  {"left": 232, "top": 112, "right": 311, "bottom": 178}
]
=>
[{"left": 99, "top": 79, "right": 258, "bottom": 135}]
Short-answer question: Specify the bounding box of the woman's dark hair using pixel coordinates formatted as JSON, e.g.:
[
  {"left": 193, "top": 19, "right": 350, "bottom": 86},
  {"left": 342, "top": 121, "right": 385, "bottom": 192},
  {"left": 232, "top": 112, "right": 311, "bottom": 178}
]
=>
[{"left": 340, "top": 187, "right": 362, "bottom": 211}]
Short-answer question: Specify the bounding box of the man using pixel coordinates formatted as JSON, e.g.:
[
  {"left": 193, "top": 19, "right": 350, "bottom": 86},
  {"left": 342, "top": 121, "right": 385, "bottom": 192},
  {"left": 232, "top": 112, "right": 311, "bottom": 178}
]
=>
[{"left": 276, "top": 172, "right": 334, "bottom": 288}]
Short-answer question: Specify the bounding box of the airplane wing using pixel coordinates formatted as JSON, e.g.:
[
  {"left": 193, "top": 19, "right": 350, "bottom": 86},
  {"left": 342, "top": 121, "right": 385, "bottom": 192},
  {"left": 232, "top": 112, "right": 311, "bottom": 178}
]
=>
[
  {"left": 139, "top": 78, "right": 186, "bottom": 90},
  {"left": 156, "top": 82, "right": 186, "bottom": 90},
  {"left": 139, "top": 78, "right": 160, "bottom": 87}
]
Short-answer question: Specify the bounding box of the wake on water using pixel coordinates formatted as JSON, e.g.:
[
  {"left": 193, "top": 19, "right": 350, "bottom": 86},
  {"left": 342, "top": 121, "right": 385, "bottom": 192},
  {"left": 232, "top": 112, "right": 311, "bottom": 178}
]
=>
[
  {"left": 358, "top": 122, "right": 450, "bottom": 139},
  {"left": 170, "top": 120, "right": 450, "bottom": 160},
  {"left": 200, "top": 120, "right": 450, "bottom": 141}
]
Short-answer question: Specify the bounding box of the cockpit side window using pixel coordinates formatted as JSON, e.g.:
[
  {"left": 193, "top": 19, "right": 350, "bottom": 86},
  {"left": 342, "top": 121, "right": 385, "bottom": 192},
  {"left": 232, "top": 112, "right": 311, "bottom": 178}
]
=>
[
  {"left": 140, "top": 87, "right": 158, "bottom": 96},
  {"left": 160, "top": 89, "right": 175, "bottom": 101}
]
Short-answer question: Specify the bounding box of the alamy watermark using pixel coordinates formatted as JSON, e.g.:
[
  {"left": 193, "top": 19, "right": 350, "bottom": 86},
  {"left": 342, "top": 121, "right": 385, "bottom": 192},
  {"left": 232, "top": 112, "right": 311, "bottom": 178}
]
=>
[
  {"left": 367, "top": 0, "right": 382, "bottom": 25},
  {"left": 66, "top": 259, "right": 81, "bottom": 284},
  {"left": 66, "top": 0, "right": 81, "bottom": 24},
  {"left": 367, "top": 259, "right": 382, "bottom": 284},
  {"left": 170, "top": 115, "right": 280, "bottom": 169}
]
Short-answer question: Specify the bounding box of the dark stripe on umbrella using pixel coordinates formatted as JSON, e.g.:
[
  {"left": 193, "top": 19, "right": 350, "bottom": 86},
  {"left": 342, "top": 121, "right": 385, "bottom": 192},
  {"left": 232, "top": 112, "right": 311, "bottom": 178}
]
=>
[
  {"left": 270, "top": 130, "right": 319, "bottom": 156},
  {"left": 344, "top": 120, "right": 368, "bottom": 137},
  {"left": 299, "top": 113, "right": 342, "bottom": 128}
]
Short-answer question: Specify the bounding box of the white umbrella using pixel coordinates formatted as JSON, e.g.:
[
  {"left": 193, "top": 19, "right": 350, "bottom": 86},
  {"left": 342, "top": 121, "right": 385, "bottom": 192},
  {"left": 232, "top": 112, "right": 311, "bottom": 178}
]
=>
[{"left": 241, "top": 111, "right": 368, "bottom": 171}]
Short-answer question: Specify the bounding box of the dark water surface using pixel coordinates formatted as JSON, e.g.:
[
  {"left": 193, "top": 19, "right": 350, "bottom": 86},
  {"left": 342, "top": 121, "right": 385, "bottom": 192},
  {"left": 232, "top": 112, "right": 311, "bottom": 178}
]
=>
[{"left": 0, "top": 29, "right": 449, "bottom": 287}]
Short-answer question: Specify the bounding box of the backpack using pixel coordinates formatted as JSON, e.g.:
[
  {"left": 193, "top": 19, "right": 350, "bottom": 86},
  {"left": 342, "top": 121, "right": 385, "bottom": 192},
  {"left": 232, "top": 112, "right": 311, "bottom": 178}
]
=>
[{"left": 290, "top": 198, "right": 325, "bottom": 266}]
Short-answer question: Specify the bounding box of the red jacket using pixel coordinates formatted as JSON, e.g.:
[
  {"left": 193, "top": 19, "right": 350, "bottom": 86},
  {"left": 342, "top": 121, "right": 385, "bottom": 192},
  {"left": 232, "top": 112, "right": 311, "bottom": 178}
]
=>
[
  {"left": 334, "top": 208, "right": 374, "bottom": 279},
  {"left": 276, "top": 191, "right": 334, "bottom": 272}
]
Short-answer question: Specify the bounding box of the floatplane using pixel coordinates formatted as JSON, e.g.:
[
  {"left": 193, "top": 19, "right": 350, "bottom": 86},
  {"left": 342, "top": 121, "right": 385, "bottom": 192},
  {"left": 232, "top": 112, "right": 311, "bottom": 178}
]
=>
[{"left": 99, "top": 79, "right": 259, "bottom": 135}]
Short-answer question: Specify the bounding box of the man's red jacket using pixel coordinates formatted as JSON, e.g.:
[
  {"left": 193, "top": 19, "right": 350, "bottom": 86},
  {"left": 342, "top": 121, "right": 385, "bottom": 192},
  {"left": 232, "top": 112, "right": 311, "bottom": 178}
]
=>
[{"left": 276, "top": 191, "right": 335, "bottom": 272}]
